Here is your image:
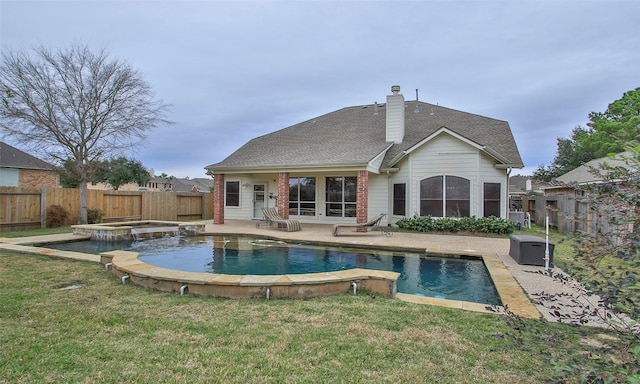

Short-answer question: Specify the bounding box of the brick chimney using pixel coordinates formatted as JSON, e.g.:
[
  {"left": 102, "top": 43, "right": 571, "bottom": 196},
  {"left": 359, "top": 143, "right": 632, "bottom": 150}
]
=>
[{"left": 385, "top": 85, "right": 405, "bottom": 143}]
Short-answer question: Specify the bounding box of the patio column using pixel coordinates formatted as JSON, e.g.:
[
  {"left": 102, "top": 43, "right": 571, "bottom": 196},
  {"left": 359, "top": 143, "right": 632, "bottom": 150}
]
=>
[
  {"left": 356, "top": 170, "right": 369, "bottom": 225},
  {"left": 213, "top": 174, "right": 225, "bottom": 224},
  {"left": 278, "top": 172, "right": 290, "bottom": 219}
]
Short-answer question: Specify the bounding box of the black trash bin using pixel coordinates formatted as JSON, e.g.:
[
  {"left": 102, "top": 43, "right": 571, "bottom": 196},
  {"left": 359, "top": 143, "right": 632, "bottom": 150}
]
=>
[{"left": 509, "top": 235, "right": 554, "bottom": 266}]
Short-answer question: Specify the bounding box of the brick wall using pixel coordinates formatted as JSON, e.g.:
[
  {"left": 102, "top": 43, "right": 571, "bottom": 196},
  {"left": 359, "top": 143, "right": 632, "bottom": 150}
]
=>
[
  {"left": 213, "top": 174, "right": 225, "bottom": 224},
  {"left": 356, "top": 170, "right": 368, "bottom": 224},
  {"left": 19, "top": 169, "right": 58, "bottom": 188},
  {"left": 278, "top": 172, "right": 289, "bottom": 218}
]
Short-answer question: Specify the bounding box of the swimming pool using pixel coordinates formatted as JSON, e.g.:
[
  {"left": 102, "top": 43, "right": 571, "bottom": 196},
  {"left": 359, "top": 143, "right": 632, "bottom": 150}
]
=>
[{"left": 46, "top": 235, "right": 501, "bottom": 305}]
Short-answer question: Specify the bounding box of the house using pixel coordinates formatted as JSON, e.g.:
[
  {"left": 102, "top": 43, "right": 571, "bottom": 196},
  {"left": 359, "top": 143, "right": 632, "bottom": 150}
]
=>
[
  {"left": 533, "top": 153, "right": 633, "bottom": 234},
  {"left": 142, "top": 175, "right": 174, "bottom": 191},
  {"left": 555, "top": 154, "right": 630, "bottom": 186},
  {"left": 0, "top": 141, "right": 59, "bottom": 188},
  {"left": 542, "top": 153, "right": 631, "bottom": 198},
  {"left": 88, "top": 176, "right": 213, "bottom": 192},
  {"left": 171, "top": 177, "right": 213, "bottom": 193},
  {"left": 206, "top": 86, "right": 524, "bottom": 226}
]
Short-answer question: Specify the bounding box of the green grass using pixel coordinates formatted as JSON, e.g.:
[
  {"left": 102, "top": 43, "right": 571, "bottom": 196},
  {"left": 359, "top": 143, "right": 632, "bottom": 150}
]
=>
[
  {"left": 2, "top": 224, "right": 634, "bottom": 382},
  {"left": 0, "top": 226, "right": 73, "bottom": 238},
  {"left": 0, "top": 251, "right": 626, "bottom": 383}
]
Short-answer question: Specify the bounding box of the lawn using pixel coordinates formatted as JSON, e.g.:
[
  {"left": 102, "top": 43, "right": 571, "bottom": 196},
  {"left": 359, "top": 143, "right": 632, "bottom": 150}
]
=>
[{"left": 0, "top": 226, "right": 634, "bottom": 382}]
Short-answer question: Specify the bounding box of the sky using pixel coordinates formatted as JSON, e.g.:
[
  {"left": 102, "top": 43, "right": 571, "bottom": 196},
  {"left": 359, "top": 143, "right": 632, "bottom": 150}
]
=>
[{"left": 1, "top": 0, "right": 639, "bottom": 178}]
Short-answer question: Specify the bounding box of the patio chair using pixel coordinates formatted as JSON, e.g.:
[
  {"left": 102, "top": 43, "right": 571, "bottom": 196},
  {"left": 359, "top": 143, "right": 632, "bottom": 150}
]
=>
[
  {"left": 261, "top": 208, "right": 302, "bottom": 232},
  {"left": 332, "top": 213, "right": 391, "bottom": 237}
]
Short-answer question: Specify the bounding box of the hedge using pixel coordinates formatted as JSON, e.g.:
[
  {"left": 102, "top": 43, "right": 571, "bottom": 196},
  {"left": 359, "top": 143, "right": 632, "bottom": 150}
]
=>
[{"left": 395, "top": 215, "right": 515, "bottom": 235}]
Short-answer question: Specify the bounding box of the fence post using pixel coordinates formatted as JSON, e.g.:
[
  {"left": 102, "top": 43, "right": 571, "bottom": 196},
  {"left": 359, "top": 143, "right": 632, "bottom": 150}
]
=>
[
  {"left": 40, "top": 188, "right": 46, "bottom": 229},
  {"left": 201, "top": 193, "right": 205, "bottom": 219}
]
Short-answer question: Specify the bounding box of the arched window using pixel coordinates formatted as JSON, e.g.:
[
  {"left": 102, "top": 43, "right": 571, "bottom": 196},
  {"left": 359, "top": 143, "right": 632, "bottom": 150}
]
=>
[{"left": 420, "top": 176, "right": 470, "bottom": 217}]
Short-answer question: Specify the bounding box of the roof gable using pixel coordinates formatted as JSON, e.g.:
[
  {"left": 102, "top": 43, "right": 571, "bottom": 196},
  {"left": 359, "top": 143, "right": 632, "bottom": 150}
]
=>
[{"left": 387, "top": 127, "right": 491, "bottom": 166}]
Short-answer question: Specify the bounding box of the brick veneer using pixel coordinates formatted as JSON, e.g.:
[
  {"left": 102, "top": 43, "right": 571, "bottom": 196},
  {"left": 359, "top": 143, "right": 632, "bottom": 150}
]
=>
[
  {"left": 356, "top": 170, "right": 368, "bottom": 224},
  {"left": 213, "top": 174, "right": 225, "bottom": 224},
  {"left": 278, "top": 172, "right": 289, "bottom": 218},
  {"left": 19, "top": 169, "right": 58, "bottom": 188}
]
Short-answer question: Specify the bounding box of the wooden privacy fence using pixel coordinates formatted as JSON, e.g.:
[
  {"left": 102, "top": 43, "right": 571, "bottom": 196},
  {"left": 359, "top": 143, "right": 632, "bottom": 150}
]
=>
[
  {"left": 0, "top": 187, "right": 214, "bottom": 232},
  {"left": 522, "top": 193, "right": 621, "bottom": 237}
]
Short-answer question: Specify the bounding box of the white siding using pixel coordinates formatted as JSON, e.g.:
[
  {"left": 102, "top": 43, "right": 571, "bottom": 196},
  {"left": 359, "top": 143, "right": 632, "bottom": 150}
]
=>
[
  {"left": 221, "top": 175, "right": 276, "bottom": 221},
  {"left": 385, "top": 93, "right": 405, "bottom": 143},
  {"left": 387, "top": 132, "right": 508, "bottom": 223},
  {"left": 367, "top": 173, "right": 390, "bottom": 225},
  {"left": 477, "top": 153, "right": 509, "bottom": 218},
  {"left": 385, "top": 163, "right": 410, "bottom": 221}
]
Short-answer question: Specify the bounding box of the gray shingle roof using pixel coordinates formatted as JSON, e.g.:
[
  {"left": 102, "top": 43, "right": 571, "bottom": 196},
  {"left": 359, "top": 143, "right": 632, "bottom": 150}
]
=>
[
  {"left": 556, "top": 153, "right": 630, "bottom": 184},
  {"left": 207, "top": 101, "right": 523, "bottom": 172},
  {"left": 171, "top": 177, "right": 213, "bottom": 192},
  {"left": 0, "top": 141, "right": 56, "bottom": 170}
]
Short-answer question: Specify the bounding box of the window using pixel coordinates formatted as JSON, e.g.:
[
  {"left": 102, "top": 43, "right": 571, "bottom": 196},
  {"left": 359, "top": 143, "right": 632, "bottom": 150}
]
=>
[
  {"left": 420, "top": 176, "right": 443, "bottom": 217},
  {"left": 445, "top": 176, "right": 470, "bottom": 217},
  {"left": 420, "top": 176, "right": 470, "bottom": 217},
  {"left": 393, "top": 183, "right": 406, "bottom": 216},
  {"left": 483, "top": 183, "right": 501, "bottom": 217},
  {"left": 225, "top": 181, "right": 240, "bottom": 207},
  {"left": 326, "top": 176, "right": 356, "bottom": 217},
  {"left": 289, "top": 177, "right": 316, "bottom": 216},
  {"left": 0, "top": 168, "right": 19, "bottom": 187}
]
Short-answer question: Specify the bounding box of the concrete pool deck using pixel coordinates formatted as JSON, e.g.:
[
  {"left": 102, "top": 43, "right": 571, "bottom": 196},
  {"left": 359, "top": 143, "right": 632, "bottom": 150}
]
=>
[{"left": 1, "top": 219, "right": 604, "bottom": 324}]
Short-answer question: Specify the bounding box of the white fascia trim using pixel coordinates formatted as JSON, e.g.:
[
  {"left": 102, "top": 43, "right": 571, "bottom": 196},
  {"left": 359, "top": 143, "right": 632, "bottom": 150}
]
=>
[
  {"left": 210, "top": 163, "right": 370, "bottom": 175},
  {"left": 366, "top": 144, "right": 394, "bottom": 174},
  {"left": 495, "top": 163, "right": 524, "bottom": 169}
]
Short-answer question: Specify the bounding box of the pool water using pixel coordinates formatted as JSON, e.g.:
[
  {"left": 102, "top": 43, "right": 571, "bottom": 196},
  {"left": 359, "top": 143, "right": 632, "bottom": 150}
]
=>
[{"left": 45, "top": 235, "right": 501, "bottom": 305}]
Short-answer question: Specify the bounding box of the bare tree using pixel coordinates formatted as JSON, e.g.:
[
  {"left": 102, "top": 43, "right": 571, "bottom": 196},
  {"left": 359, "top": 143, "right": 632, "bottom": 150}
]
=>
[{"left": 0, "top": 44, "right": 170, "bottom": 223}]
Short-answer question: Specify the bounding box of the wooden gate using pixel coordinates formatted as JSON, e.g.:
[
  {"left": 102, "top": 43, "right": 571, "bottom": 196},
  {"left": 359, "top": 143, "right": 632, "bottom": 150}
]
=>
[{"left": 0, "top": 187, "right": 45, "bottom": 231}]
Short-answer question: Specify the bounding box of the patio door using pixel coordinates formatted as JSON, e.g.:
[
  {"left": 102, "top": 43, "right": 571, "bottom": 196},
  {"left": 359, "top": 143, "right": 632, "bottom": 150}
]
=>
[{"left": 252, "top": 184, "right": 266, "bottom": 219}]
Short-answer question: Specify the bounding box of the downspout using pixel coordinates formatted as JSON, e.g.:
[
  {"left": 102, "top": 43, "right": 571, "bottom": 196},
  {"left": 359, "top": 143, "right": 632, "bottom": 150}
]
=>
[
  {"left": 387, "top": 170, "right": 392, "bottom": 222},
  {"left": 506, "top": 167, "right": 512, "bottom": 219},
  {"left": 381, "top": 167, "right": 400, "bottom": 223}
]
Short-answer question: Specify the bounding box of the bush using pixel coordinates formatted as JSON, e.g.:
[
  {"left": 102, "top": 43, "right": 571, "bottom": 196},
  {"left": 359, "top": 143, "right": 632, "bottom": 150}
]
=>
[
  {"left": 46, "top": 205, "right": 69, "bottom": 228},
  {"left": 396, "top": 215, "right": 515, "bottom": 235},
  {"left": 87, "top": 209, "right": 103, "bottom": 224}
]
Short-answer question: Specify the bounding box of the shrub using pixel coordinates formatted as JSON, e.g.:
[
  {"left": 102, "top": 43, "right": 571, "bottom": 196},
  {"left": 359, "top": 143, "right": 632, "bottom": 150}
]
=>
[
  {"left": 46, "top": 205, "right": 69, "bottom": 228},
  {"left": 396, "top": 215, "right": 515, "bottom": 235},
  {"left": 87, "top": 209, "right": 103, "bottom": 224}
]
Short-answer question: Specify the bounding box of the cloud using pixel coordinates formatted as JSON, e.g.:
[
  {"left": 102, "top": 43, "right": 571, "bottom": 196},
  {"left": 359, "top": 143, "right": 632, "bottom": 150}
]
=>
[{"left": 2, "top": 0, "right": 638, "bottom": 178}]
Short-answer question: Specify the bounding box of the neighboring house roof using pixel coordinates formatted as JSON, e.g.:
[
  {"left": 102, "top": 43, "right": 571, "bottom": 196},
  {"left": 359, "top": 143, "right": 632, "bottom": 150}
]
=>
[
  {"left": 171, "top": 177, "right": 213, "bottom": 192},
  {"left": 0, "top": 141, "right": 56, "bottom": 171},
  {"left": 207, "top": 100, "right": 523, "bottom": 173},
  {"left": 555, "top": 153, "right": 631, "bottom": 184}
]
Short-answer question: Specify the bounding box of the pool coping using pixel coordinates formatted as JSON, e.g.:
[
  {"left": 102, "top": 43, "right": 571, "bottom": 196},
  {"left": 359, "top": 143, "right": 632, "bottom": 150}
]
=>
[
  {"left": 0, "top": 232, "right": 540, "bottom": 319},
  {"left": 102, "top": 249, "right": 400, "bottom": 300}
]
